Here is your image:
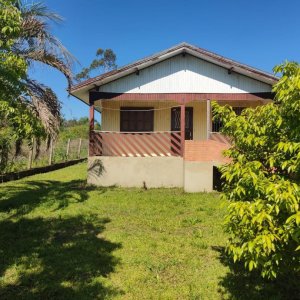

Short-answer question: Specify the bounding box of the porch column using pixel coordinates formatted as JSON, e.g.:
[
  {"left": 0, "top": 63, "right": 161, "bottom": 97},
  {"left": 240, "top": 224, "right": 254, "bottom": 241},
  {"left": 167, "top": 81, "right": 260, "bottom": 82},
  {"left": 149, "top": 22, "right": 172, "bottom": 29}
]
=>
[
  {"left": 180, "top": 103, "right": 185, "bottom": 157},
  {"left": 206, "top": 99, "right": 211, "bottom": 140},
  {"left": 89, "top": 96, "right": 95, "bottom": 156}
]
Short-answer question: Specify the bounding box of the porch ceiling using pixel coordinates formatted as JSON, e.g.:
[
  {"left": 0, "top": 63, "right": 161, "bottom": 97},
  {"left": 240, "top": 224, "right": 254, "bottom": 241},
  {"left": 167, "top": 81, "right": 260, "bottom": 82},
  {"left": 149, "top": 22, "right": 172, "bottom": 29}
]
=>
[{"left": 90, "top": 92, "right": 274, "bottom": 104}]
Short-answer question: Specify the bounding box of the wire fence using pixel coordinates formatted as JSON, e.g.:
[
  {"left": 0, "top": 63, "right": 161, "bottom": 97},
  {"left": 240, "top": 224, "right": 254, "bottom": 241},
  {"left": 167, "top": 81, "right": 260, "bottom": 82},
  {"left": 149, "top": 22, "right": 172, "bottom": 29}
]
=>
[{"left": 5, "top": 138, "right": 88, "bottom": 174}]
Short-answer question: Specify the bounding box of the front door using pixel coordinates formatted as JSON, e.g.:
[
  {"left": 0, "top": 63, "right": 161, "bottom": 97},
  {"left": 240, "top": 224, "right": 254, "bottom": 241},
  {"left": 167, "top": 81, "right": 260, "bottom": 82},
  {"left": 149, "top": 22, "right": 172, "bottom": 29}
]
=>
[{"left": 171, "top": 107, "right": 193, "bottom": 140}]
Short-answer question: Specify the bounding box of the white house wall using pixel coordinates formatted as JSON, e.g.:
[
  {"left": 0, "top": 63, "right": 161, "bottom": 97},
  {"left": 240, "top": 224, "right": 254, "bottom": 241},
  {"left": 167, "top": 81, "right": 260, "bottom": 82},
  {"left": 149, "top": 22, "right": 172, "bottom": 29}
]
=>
[{"left": 99, "top": 54, "right": 272, "bottom": 94}]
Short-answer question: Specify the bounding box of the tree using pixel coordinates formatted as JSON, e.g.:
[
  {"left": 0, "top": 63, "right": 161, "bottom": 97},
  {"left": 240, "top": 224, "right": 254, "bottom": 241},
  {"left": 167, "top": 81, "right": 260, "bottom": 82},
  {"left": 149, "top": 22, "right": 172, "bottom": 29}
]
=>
[
  {"left": 212, "top": 61, "right": 300, "bottom": 279},
  {"left": 0, "top": 0, "right": 28, "bottom": 172},
  {"left": 14, "top": 1, "right": 73, "bottom": 137},
  {"left": 0, "top": 0, "right": 73, "bottom": 172},
  {"left": 0, "top": 0, "right": 26, "bottom": 99},
  {"left": 75, "top": 48, "right": 117, "bottom": 81}
]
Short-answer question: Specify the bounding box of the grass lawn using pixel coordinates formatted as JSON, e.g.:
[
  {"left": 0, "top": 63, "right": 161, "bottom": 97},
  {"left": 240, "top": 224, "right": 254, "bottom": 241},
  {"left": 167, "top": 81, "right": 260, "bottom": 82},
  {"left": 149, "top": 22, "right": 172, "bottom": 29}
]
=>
[{"left": 0, "top": 163, "right": 297, "bottom": 299}]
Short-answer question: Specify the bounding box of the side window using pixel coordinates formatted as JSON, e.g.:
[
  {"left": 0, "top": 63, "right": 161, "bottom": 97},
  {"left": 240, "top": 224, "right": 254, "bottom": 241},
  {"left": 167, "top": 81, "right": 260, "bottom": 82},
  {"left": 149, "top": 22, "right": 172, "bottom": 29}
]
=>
[
  {"left": 212, "top": 106, "right": 245, "bottom": 132},
  {"left": 212, "top": 114, "right": 223, "bottom": 132}
]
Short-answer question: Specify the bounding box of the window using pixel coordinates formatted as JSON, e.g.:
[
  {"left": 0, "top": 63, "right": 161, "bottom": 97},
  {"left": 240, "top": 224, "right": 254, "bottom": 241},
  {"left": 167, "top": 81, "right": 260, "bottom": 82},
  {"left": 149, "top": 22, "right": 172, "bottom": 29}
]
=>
[
  {"left": 120, "top": 107, "right": 154, "bottom": 132},
  {"left": 233, "top": 107, "right": 244, "bottom": 116},
  {"left": 212, "top": 106, "right": 245, "bottom": 132}
]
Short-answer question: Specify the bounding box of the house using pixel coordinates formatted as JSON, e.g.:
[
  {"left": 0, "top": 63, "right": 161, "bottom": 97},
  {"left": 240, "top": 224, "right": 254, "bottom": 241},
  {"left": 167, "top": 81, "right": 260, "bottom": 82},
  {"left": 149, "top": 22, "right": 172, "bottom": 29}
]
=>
[{"left": 70, "top": 43, "right": 278, "bottom": 192}]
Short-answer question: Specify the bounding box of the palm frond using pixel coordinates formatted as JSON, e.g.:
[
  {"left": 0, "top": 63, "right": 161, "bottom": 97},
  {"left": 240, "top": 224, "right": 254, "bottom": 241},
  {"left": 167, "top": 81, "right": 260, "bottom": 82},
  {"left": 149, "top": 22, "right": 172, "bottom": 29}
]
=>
[
  {"left": 24, "top": 79, "right": 61, "bottom": 139},
  {"left": 15, "top": 3, "right": 76, "bottom": 86},
  {"left": 19, "top": 1, "right": 63, "bottom": 23},
  {"left": 17, "top": 49, "right": 73, "bottom": 88}
]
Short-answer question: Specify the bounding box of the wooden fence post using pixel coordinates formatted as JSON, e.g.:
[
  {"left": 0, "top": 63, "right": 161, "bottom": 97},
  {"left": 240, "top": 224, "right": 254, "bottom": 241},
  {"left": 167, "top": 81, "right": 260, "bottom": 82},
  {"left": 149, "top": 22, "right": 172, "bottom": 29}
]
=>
[
  {"left": 49, "top": 139, "right": 53, "bottom": 165},
  {"left": 77, "top": 138, "right": 82, "bottom": 159},
  {"left": 66, "top": 138, "right": 70, "bottom": 161},
  {"left": 27, "top": 138, "right": 34, "bottom": 170}
]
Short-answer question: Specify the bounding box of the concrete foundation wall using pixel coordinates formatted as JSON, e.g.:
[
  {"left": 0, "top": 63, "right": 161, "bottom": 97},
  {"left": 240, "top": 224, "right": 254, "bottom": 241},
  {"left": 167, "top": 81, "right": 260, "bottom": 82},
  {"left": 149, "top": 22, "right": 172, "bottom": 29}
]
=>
[
  {"left": 183, "top": 161, "right": 214, "bottom": 192},
  {"left": 88, "top": 156, "right": 184, "bottom": 188},
  {"left": 88, "top": 156, "right": 220, "bottom": 192}
]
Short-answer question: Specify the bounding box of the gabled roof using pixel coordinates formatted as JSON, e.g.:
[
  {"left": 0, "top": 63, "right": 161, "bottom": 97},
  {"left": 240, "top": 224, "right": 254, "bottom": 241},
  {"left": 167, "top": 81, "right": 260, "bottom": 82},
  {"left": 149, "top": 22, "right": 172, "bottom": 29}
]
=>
[{"left": 70, "top": 42, "right": 278, "bottom": 101}]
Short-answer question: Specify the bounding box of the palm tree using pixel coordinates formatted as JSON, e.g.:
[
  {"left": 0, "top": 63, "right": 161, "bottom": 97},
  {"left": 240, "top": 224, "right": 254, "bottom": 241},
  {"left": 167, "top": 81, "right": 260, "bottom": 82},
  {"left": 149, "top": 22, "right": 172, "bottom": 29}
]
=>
[{"left": 13, "top": 1, "right": 74, "bottom": 139}]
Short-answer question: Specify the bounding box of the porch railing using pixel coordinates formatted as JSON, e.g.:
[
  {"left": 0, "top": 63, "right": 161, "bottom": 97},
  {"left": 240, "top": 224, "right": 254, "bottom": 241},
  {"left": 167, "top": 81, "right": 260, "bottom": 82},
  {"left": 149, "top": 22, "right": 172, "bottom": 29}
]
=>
[{"left": 90, "top": 131, "right": 182, "bottom": 157}]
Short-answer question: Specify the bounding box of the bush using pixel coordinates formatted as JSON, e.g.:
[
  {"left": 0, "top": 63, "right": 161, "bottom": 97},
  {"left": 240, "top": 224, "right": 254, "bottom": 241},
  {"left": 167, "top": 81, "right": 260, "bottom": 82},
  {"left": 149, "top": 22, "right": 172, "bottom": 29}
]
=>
[{"left": 213, "top": 62, "right": 300, "bottom": 279}]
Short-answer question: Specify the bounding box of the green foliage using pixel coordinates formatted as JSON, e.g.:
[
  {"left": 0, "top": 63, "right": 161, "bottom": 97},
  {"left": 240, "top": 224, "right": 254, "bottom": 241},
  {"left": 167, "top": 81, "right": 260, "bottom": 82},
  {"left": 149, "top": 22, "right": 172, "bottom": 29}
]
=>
[
  {"left": 0, "top": 0, "right": 32, "bottom": 138},
  {"left": 0, "top": 0, "right": 73, "bottom": 173},
  {"left": 0, "top": 117, "right": 91, "bottom": 174},
  {"left": 213, "top": 61, "right": 300, "bottom": 279},
  {"left": 0, "top": 98, "right": 46, "bottom": 173},
  {"left": 0, "top": 0, "right": 28, "bottom": 172},
  {"left": 0, "top": 0, "right": 22, "bottom": 48},
  {"left": 75, "top": 48, "right": 117, "bottom": 81},
  {"left": 60, "top": 117, "right": 100, "bottom": 141},
  {"left": 0, "top": 0, "right": 26, "bottom": 98}
]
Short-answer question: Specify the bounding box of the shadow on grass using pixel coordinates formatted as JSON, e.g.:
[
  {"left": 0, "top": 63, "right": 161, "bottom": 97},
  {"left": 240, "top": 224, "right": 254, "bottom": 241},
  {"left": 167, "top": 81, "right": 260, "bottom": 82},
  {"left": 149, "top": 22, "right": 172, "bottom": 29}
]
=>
[
  {"left": 0, "top": 177, "right": 121, "bottom": 299},
  {"left": 212, "top": 246, "right": 300, "bottom": 300},
  {"left": 0, "top": 179, "right": 114, "bottom": 217},
  {"left": 0, "top": 215, "right": 122, "bottom": 299}
]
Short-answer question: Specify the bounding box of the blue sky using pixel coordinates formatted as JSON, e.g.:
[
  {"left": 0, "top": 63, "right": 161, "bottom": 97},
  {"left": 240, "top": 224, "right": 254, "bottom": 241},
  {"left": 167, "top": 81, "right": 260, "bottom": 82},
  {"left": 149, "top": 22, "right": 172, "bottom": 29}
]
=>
[{"left": 32, "top": 0, "right": 300, "bottom": 120}]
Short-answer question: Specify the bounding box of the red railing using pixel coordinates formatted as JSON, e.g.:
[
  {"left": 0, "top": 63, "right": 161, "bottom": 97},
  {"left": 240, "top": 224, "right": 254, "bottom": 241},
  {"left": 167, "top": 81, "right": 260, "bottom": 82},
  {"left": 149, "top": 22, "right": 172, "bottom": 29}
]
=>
[{"left": 90, "top": 131, "right": 182, "bottom": 157}]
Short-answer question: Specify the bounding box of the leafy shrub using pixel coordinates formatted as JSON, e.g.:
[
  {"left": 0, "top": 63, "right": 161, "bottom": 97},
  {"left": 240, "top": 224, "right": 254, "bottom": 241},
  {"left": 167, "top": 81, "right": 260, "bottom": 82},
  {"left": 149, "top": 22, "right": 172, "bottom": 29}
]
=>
[{"left": 213, "top": 62, "right": 300, "bottom": 279}]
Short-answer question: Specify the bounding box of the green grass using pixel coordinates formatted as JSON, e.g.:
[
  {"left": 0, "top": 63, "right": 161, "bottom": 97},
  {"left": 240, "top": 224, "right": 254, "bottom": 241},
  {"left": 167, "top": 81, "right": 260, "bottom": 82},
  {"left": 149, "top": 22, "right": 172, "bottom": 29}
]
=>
[{"left": 0, "top": 163, "right": 297, "bottom": 299}]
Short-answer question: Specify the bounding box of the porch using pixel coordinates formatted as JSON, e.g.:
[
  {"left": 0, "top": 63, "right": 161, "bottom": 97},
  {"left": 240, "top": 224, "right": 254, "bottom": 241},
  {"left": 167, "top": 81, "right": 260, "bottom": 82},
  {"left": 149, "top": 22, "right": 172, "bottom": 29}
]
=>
[{"left": 88, "top": 97, "right": 241, "bottom": 162}]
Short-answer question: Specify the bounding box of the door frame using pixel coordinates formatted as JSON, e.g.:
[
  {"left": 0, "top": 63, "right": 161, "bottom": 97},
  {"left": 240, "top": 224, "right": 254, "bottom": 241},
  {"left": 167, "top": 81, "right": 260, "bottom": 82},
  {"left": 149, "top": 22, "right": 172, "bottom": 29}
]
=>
[{"left": 171, "top": 107, "right": 193, "bottom": 140}]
